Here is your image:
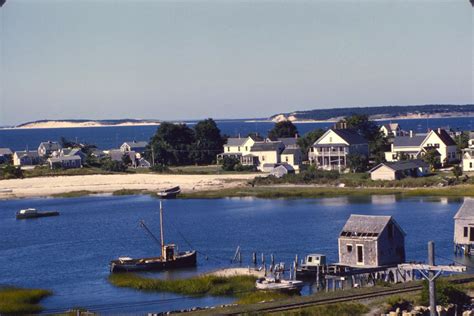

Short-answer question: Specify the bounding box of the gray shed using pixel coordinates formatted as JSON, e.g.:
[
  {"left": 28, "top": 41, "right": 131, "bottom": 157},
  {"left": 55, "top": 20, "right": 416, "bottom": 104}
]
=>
[
  {"left": 454, "top": 199, "right": 474, "bottom": 253},
  {"left": 338, "top": 215, "right": 406, "bottom": 268},
  {"left": 269, "top": 164, "right": 295, "bottom": 178}
]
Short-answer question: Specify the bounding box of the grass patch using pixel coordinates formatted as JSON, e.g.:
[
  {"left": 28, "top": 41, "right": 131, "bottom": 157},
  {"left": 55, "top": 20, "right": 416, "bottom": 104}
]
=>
[
  {"left": 112, "top": 189, "right": 152, "bottom": 196},
  {"left": 51, "top": 190, "right": 97, "bottom": 198},
  {"left": 0, "top": 287, "right": 52, "bottom": 314},
  {"left": 23, "top": 166, "right": 113, "bottom": 178},
  {"left": 108, "top": 273, "right": 256, "bottom": 297},
  {"left": 273, "top": 302, "right": 369, "bottom": 316},
  {"left": 180, "top": 185, "right": 474, "bottom": 199}
]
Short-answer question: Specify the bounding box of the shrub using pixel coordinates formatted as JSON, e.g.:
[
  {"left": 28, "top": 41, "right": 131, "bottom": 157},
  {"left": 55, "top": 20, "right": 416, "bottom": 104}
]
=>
[
  {"left": 420, "top": 279, "right": 470, "bottom": 307},
  {"left": 221, "top": 157, "right": 239, "bottom": 171},
  {"left": 0, "top": 165, "right": 23, "bottom": 179},
  {"left": 150, "top": 164, "right": 170, "bottom": 173},
  {"left": 100, "top": 158, "right": 127, "bottom": 172}
]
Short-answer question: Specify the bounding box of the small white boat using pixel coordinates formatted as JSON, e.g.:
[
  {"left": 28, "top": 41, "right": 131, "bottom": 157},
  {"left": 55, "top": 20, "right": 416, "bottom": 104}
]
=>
[{"left": 255, "top": 276, "right": 304, "bottom": 292}]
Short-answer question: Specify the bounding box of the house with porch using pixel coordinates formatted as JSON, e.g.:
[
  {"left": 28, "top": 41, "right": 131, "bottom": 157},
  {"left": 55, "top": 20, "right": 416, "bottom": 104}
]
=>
[
  {"left": 338, "top": 215, "right": 406, "bottom": 268},
  {"left": 308, "top": 129, "right": 369, "bottom": 171},
  {"left": 385, "top": 128, "right": 457, "bottom": 166}
]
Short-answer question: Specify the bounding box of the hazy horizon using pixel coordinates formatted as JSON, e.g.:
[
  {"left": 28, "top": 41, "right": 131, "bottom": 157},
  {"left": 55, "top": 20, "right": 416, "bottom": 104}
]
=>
[{"left": 1, "top": 1, "right": 472, "bottom": 125}]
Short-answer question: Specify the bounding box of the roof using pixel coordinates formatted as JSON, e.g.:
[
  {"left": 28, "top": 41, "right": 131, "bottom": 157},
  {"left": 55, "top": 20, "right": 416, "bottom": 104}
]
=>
[
  {"left": 393, "top": 135, "right": 426, "bottom": 147},
  {"left": 274, "top": 163, "right": 295, "bottom": 171},
  {"left": 432, "top": 129, "right": 456, "bottom": 146},
  {"left": 331, "top": 129, "right": 367, "bottom": 145},
  {"left": 48, "top": 155, "right": 82, "bottom": 162},
  {"left": 454, "top": 199, "right": 474, "bottom": 220},
  {"left": 369, "top": 159, "right": 428, "bottom": 173},
  {"left": 340, "top": 214, "right": 406, "bottom": 236},
  {"left": 15, "top": 151, "right": 39, "bottom": 158},
  {"left": 122, "top": 141, "right": 148, "bottom": 148},
  {"left": 381, "top": 123, "right": 399, "bottom": 132},
  {"left": 282, "top": 148, "right": 301, "bottom": 155},
  {"left": 39, "top": 141, "right": 61, "bottom": 150},
  {"left": 225, "top": 138, "right": 248, "bottom": 146},
  {"left": 277, "top": 137, "right": 298, "bottom": 147},
  {"left": 0, "top": 148, "right": 13, "bottom": 155},
  {"left": 250, "top": 142, "right": 283, "bottom": 152}
]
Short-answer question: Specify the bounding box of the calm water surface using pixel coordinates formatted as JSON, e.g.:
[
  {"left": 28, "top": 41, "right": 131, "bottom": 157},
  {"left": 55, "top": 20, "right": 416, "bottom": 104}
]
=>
[{"left": 0, "top": 195, "right": 472, "bottom": 313}]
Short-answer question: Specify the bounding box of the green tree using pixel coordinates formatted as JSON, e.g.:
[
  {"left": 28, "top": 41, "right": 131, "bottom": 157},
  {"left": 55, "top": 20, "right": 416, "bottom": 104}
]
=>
[
  {"left": 346, "top": 153, "right": 368, "bottom": 173},
  {"left": 297, "top": 129, "right": 325, "bottom": 159},
  {"left": 268, "top": 121, "right": 298, "bottom": 139},
  {"left": 455, "top": 131, "right": 469, "bottom": 154},
  {"left": 0, "top": 165, "right": 23, "bottom": 179},
  {"left": 453, "top": 165, "right": 463, "bottom": 180},
  {"left": 423, "top": 149, "right": 441, "bottom": 171},
  {"left": 221, "top": 156, "right": 239, "bottom": 171},
  {"left": 420, "top": 279, "right": 470, "bottom": 309},
  {"left": 147, "top": 122, "right": 195, "bottom": 166},
  {"left": 122, "top": 153, "right": 133, "bottom": 166},
  {"left": 190, "top": 119, "right": 224, "bottom": 165},
  {"left": 100, "top": 158, "right": 127, "bottom": 172}
]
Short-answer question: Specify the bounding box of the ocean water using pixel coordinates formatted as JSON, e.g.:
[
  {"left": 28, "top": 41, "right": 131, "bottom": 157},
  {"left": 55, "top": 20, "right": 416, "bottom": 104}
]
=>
[
  {"left": 0, "top": 195, "right": 472, "bottom": 313},
  {"left": 0, "top": 117, "right": 473, "bottom": 151}
]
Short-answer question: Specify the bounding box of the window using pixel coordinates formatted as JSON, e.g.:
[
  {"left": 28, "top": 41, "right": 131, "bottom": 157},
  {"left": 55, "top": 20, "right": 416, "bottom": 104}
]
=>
[
  {"left": 329, "top": 137, "right": 333, "bottom": 142},
  {"left": 238, "top": 147, "right": 240, "bottom": 151},
  {"left": 308, "top": 257, "right": 312, "bottom": 263},
  {"left": 464, "top": 227, "right": 468, "bottom": 237},
  {"left": 245, "top": 146, "right": 248, "bottom": 151},
  {"left": 227, "top": 147, "right": 230, "bottom": 152},
  {"left": 357, "top": 245, "right": 363, "bottom": 264},
  {"left": 347, "top": 245, "right": 353, "bottom": 253},
  {"left": 262, "top": 156, "right": 265, "bottom": 161},
  {"left": 470, "top": 162, "right": 472, "bottom": 169},
  {"left": 285, "top": 156, "right": 289, "bottom": 162}
]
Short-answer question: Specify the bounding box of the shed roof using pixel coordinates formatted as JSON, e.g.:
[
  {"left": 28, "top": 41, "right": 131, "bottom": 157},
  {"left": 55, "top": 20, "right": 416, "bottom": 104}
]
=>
[
  {"left": 340, "top": 214, "right": 406, "bottom": 236},
  {"left": 332, "top": 129, "right": 367, "bottom": 145},
  {"left": 225, "top": 138, "right": 248, "bottom": 146},
  {"left": 454, "top": 199, "right": 474, "bottom": 220},
  {"left": 393, "top": 135, "right": 426, "bottom": 147},
  {"left": 0, "top": 148, "right": 13, "bottom": 155},
  {"left": 250, "top": 142, "right": 282, "bottom": 152}
]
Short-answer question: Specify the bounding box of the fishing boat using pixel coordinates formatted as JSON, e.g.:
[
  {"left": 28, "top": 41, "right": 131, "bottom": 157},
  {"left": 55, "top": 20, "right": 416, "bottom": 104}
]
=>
[
  {"left": 157, "top": 186, "right": 181, "bottom": 199},
  {"left": 295, "top": 253, "right": 327, "bottom": 280},
  {"left": 110, "top": 199, "right": 196, "bottom": 273},
  {"left": 16, "top": 208, "right": 59, "bottom": 220},
  {"left": 255, "top": 274, "right": 304, "bottom": 292}
]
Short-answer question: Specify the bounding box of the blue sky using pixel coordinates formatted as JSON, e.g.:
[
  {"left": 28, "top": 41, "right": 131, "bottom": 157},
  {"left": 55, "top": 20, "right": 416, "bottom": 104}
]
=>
[{"left": 0, "top": 0, "right": 472, "bottom": 125}]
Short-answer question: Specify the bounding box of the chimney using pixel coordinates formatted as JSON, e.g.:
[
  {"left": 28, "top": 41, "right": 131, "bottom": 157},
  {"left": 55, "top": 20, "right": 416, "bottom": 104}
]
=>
[
  {"left": 295, "top": 133, "right": 298, "bottom": 139},
  {"left": 409, "top": 130, "right": 413, "bottom": 138},
  {"left": 437, "top": 128, "right": 441, "bottom": 134}
]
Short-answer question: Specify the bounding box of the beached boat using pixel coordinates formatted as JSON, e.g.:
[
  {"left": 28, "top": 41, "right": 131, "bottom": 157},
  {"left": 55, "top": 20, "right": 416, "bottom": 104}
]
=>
[
  {"left": 157, "top": 186, "right": 181, "bottom": 199},
  {"left": 296, "top": 253, "right": 327, "bottom": 280},
  {"left": 255, "top": 275, "right": 304, "bottom": 292},
  {"left": 110, "top": 199, "right": 196, "bottom": 273},
  {"left": 16, "top": 208, "right": 59, "bottom": 220}
]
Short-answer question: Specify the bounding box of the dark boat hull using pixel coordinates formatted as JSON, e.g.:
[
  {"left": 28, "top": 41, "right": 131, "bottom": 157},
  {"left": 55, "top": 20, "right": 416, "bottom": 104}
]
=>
[
  {"left": 110, "top": 251, "right": 197, "bottom": 273},
  {"left": 16, "top": 211, "right": 60, "bottom": 220},
  {"left": 157, "top": 186, "right": 181, "bottom": 199}
]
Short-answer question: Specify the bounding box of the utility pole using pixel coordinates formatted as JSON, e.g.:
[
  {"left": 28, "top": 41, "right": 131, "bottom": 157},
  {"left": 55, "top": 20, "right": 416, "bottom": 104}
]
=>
[{"left": 398, "top": 241, "right": 466, "bottom": 316}]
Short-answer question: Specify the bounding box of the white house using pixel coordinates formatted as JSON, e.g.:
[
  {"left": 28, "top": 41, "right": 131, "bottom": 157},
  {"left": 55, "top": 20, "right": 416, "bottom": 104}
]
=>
[
  {"left": 13, "top": 151, "right": 41, "bottom": 166},
  {"left": 380, "top": 123, "right": 402, "bottom": 137},
  {"left": 308, "top": 129, "right": 369, "bottom": 171},
  {"left": 280, "top": 148, "right": 302, "bottom": 171},
  {"left": 38, "top": 141, "right": 62, "bottom": 158},
  {"left": 385, "top": 128, "right": 457, "bottom": 166},
  {"left": 120, "top": 141, "right": 148, "bottom": 154},
  {"left": 250, "top": 141, "right": 285, "bottom": 171},
  {"left": 462, "top": 148, "right": 474, "bottom": 172}
]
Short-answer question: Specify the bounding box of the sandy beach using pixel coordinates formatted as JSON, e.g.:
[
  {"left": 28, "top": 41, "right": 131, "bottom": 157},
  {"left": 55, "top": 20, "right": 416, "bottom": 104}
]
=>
[{"left": 0, "top": 173, "right": 257, "bottom": 200}]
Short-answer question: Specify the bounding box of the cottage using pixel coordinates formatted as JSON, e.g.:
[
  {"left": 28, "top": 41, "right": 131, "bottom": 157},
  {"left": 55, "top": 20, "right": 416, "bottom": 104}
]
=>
[
  {"left": 338, "top": 215, "right": 406, "bottom": 268},
  {"left": 38, "top": 141, "right": 62, "bottom": 157},
  {"left": 380, "top": 123, "right": 402, "bottom": 137},
  {"left": 0, "top": 148, "right": 13, "bottom": 164},
  {"left": 250, "top": 141, "right": 285, "bottom": 171},
  {"left": 280, "top": 148, "right": 302, "bottom": 170},
  {"left": 48, "top": 155, "right": 82, "bottom": 169},
  {"left": 453, "top": 199, "right": 474, "bottom": 254},
  {"left": 269, "top": 163, "right": 295, "bottom": 178},
  {"left": 120, "top": 141, "right": 148, "bottom": 154},
  {"left": 385, "top": 129, "right": 457, "bottom": 166},
  {"left": 462, "top": 148, "right": 474, "bottom": 172},
  {"left": 218, "top": 136, "right": 258, "bottom": 162},
  {"left": 369, "top": 159, "right": 429, "bottom": 181},
  {"left": 309, "top": 129, "right": 369, "bottom": 171},
  {"left": 13, "top": 151, "right": 41, "bottom": 166}
]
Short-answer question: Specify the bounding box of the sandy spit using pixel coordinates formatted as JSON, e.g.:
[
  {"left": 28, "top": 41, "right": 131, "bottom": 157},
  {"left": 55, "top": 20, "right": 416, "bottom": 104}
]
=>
[{"left": 0, "top": 174, "right": 257, "bottom": 200}]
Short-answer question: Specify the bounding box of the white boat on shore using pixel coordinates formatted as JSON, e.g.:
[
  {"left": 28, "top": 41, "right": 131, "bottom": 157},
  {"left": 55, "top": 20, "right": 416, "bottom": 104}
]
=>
[{"left": 255, "top": 276, "right": 304, "bottom": 292}]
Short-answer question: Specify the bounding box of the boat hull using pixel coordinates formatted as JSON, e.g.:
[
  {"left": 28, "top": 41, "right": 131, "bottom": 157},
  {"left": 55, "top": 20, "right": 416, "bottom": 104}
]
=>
[
  {"left": 16, "top": 211, "right": 60, "bottom": 220},
  {"left": 110, "top": 251, "right": 197, "bottom": 273}
]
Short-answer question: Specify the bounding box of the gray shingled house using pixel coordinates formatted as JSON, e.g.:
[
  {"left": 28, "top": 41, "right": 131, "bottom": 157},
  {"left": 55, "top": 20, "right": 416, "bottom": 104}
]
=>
[
  {"left": 38, "top": 141, "right": 62, "bottom": 157},
  {"left": 338, "top": 215, "right": 406, "bottom": 268},
  {"left": 454, "top": 199, "right": 474, "bottom": 254}
]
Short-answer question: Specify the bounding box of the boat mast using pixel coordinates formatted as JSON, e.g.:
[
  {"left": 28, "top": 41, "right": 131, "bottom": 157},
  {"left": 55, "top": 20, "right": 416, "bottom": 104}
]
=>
[{"left": 159, "top": 199, "right": 165, "bottom": 257}]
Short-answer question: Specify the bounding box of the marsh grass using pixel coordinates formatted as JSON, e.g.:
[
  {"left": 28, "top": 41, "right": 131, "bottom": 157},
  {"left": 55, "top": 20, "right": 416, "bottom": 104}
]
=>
[
  {"left": 0, "top": 287, "right": 52, "bottom": 314},
  {"left": 51, "top": 190, "right": 97, "bottom": 198},
  {"left": 112, "top": 189, "right": 152, "bottom": 196},
  {"left": 108, "top": 273, "right": 256, "bottom": 297}
]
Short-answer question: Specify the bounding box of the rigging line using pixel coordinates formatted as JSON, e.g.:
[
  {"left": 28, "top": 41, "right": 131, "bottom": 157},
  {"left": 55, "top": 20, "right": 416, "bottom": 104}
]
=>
[{"left": 161, "top": 210, "right": 234, "bottom": 263}]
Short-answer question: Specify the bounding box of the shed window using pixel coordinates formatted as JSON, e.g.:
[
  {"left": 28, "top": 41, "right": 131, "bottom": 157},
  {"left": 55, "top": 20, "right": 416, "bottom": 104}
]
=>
[
  {"left": 347, "top": 245, "right": 353, "bottom": 253},
  {"left": 470, "top": 162, "right": 473, "bottom": 169},
  {"left": 464, "top": 227, "right": 468, "bottom": 238},
  {"left": 356, "top": 245, "right": 363, "bottom": 264},
  {"left": 308, "top": 256, "right": 312, "bottom": 262}
]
